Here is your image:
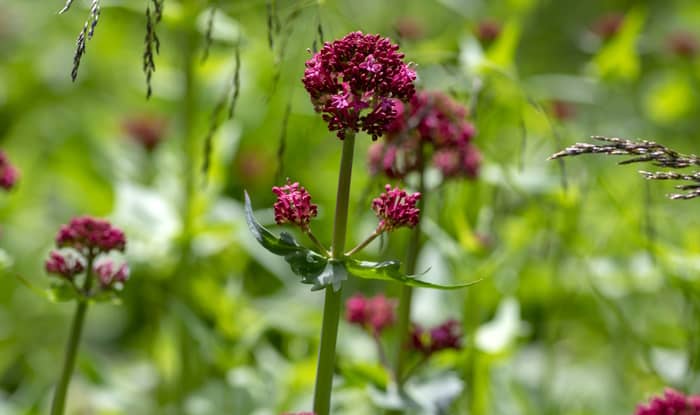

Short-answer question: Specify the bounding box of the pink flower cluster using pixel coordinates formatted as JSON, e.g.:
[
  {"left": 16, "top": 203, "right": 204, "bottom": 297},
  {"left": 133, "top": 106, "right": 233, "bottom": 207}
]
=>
[
  {"left": 410, "top": 319, "right": 462, "bottom": 355},
  {"left": 45, "top": 250, "right": 85, "bottom": 279},
  {"left": 94, "top": 259, "right": 130, "bottom": 288},
  {"left": 302, "top": 31, "right": 416, "bottom": 140},
  {"left": 371, "top": 185, "right": 421, "bottom": 232},
  {"left": 272, "top": 180, "right": 318, "bottom": 232},
  {"left": 345, "top": 293, "right": 396, "bottom": 334},
  {"left": 56, "top": 216, "right": 126, "bottom": 254},
  {"left": 46, "top": 217, "right": 129, "bottom": 291},
  {"left": 368, "top": 91, "right": 481, "bottom": 180},
  {"left": 0, "top": 151, "right": 18, "bottom": 191},
  {"left": 635, "top": 389, "right": 700, "bottom": 415}
]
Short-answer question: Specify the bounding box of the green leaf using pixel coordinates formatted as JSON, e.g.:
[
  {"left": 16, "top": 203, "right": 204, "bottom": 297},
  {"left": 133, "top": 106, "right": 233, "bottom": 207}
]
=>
[
  {"left": 345, "top": 260, "right": 482, "bottom": 290},
  {"left": 244, "top": 191, "right": 329, "bottom": 289}
]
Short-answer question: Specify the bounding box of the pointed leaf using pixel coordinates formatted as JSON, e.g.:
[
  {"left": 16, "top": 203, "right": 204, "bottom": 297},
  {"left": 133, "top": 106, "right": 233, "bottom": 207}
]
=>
[
  {"left": 244, "top": 191, "right": 330, "bottom": 289},
  {"left": 346, "top": 260, "right": 482, "bottom": 290}
]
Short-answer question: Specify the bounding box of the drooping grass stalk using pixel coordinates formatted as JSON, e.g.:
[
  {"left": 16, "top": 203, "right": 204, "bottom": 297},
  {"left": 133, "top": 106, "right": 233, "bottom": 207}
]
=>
[
  {"left": 387, "top": 146, "right": 425, "bottom": 415},
  {"left": 51, "top": 255, "right": 94, "bottom": 415},
  {"left": 313, "top": 132, "right": 356, "bottom": 415}
]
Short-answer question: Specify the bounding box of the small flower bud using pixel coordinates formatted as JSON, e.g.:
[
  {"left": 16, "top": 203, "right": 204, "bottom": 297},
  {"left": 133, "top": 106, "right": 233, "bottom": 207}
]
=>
[
  {"left": 272, "top": 180, "right": 318, "bottom": 232},
  {"left": 372, "top": 185, "right": 421, "bottom": 232},
  {"left": 0, "top": 151, "right": 18, "bottom": 191}
]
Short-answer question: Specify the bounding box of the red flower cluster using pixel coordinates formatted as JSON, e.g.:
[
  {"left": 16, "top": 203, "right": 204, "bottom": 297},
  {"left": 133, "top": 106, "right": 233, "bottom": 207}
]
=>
[
  {"left": 635, "top": 389, "right": 700, "bottom": 415},
  {"left": 345, "top": 293, "right": 396, "bottom": 334},
  {"left": 410, "top": 319, "right": 462, "bottom": 355},
  {"left": 122, "top": 115, "right": 168, "bottom": 152},
  {"left": 272, "top": 180, "right": 318, "bottom": 232},
  {"left": 371, "top": 185, "right": 421, "bottom": 232},
  {"left": 302, "top": 31, "right": 416, "bottom": 140},
  {"left": 56, "top": 216, "right": 126, "bottom": 254},
  {"left": 0, "top": 151, "right": 18, "bottom": 191},
  {"left": 368, "top": 91, "right": 481, "bottom": 180}
]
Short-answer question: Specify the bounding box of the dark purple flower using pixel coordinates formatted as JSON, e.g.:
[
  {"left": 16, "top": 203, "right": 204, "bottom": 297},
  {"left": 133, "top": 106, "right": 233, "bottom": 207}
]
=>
[
  {"left": 668, "top": 31, "right": 699, "bottom": 59},
  {"left": 302, "top": 31, "right": 416, "bottom": 140},
  {"left": 56, "top": 216, "right": 126, "bottom": 254},
  {"left": 410, "top": 319, "right": 462, "bottom": 355},
  {"left": 272, "top": 180, "right": 318, "bottom": 232},
  {"left": 122, "top": 115, "right": 168, "bottom": 152},
  {"left": 372, "top": 185, "right": 421, "bottom": 232},
  {"left": 45, "top": 250, "right": 85, "bottom": 280},
  {"left": 0, "top": 151, "right": 18, "bottom": 191},
  {"left": 370, "top": 91, "right": 480, "bottom": 180},
  {"left": 592, "top": 13, "right": 624, "bottom": 40},
  {"left": 345, "top": 293, "right": 396, "bottom": 334},
  {"left": 94, "top": 259, "right": 130, "bottom": 288},
  {"left": 476, "top": 20, "right": 501, "bottom": 43},
  {"left": 635, "top": 389, "right": 700, "bottom": 415}
]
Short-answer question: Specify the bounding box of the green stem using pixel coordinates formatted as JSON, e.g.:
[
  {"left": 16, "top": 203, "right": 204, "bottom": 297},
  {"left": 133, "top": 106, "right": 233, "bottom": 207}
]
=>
[
  {"left": 387, "top": 146, "right": 426, "bottom": 415},
  {"left": 51, "top": 255, "right": 94, "bottom": 415},
  {"left": 313, "top": 133, "right": 356, "bottom": 415}
]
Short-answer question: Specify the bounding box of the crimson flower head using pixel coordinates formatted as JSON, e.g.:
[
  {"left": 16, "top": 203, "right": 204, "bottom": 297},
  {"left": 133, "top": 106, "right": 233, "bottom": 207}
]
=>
[
  {"left": 272, "top": 180, "right": 318, "bottom": 232},
  {"left": 410, "top": 319, "right": 462, "bottom": 355},
  {"left": 371, "top": 91, "right": 481, "bottom": 180},
  {"left": 45, "top": 250, "right": 85, "bottom": 280},
  {"left": 635, "top": 389, "right": 700, "bottom": 415},
  {"left": 372, "top": 185, "right": 421, "bottom": 232},
  {"left": 56, "top": 216, "right": 126, "bottom": 255},
  {"left": 345, "top": 293, "right": 396, "bottom": 334},
  {"left": 0, "top": 151, "right": 18, "bottom": 191},
  {"left": 302, "top": 31, "right": 416, "bottom": 140}
]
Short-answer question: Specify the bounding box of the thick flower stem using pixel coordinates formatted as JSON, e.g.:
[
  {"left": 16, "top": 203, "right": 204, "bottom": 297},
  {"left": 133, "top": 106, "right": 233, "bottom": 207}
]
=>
[
  {"left": 313, "top": 133, "right": 356, "bottom": 415},
  {"left": 51, "top": 256, "right": 94, "bottom": 415}
]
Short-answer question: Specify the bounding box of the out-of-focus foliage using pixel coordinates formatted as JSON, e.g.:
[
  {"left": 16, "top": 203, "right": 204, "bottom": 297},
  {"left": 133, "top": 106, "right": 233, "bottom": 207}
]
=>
[{"left": 1, "top": 0, "right": 700, "bottom": 414}]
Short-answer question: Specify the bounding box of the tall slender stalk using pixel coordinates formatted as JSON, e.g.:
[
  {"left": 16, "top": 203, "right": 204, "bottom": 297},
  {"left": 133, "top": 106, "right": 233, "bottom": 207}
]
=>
[
  {"left": 313, "top": 132, "right": 356, "bottom": 415},
  {"left": 51, "top": 256, "right": 94, "bottom": 415},
  {"left": 387, "top": 146, "right": 426, "bottom": 415}
]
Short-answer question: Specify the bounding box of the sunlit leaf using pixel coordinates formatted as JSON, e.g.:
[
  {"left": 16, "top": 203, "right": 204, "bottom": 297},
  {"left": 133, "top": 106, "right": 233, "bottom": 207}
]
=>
[{"left": 345, "top": 260, "right": 482, "bottom": 290}]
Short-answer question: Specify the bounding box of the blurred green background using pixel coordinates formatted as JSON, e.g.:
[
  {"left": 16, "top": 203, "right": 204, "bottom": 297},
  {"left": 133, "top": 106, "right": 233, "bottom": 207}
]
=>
[{"left": 2, "top": 0, "right": 700, "bottom": 414}]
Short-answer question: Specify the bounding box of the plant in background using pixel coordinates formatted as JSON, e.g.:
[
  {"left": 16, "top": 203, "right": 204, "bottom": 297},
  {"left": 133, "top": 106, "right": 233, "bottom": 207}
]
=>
[
  {"left": 634, "top": 389, "right": 700, "bottom": 415},
  {"left": 0, "top": 151, "right": 18, "bottom": 191},
  {"left": 245, "top": 32, "right": 475, "bottom": 415},
  {"left": 122, "top": 114, "right": 169, "bottom": 153},
  {"left": 366, "top": 90, "right": 480, "bottom": 413},
  {"left": 45, "top": 216, "right": 128, "bottom": 415},
  {"left": 549, "top": 135, "right": 700, "bottom": 199}
]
